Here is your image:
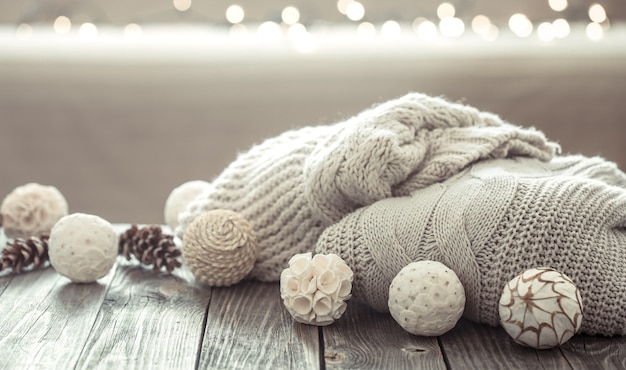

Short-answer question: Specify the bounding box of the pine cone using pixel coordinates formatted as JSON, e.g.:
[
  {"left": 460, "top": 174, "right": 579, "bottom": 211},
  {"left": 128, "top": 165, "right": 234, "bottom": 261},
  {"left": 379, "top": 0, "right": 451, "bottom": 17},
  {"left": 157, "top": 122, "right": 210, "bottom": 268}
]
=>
[
  {"left": 118, "top": 225, "right": 181, "bottom": 273},
  {"left": 1, "top": 235, "right": 49, "bottom": 273}
]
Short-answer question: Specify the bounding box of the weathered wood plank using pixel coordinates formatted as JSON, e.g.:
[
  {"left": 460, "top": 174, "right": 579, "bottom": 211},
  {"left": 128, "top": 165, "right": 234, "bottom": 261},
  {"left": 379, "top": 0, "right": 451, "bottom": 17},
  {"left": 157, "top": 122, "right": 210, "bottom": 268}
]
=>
[
  {"left": 439, "top": 319, "right": 574, "bottom": 369},
  {"left": 322, "top": 300, "right": 446, "bottom": 369},
  {"left": 74, "top": 261, "right": 210, "bottom": 369},
  {"left": 560, "top": 334, "right": 626, "bottom": 369},
  {"left": 0, "top": 265, "right": 114, "bottom": 369},
  {"left": 199, "top": 281, "right": 320, "bottom": 369}
]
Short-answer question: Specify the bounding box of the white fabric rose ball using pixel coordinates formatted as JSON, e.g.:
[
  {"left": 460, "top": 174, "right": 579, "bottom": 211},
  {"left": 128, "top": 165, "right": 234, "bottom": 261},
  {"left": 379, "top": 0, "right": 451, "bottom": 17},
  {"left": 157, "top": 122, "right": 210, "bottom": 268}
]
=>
[
  {"left": 388, "top": 260, "right": 466, "bottom": 336},
  {"left": 280, "top": 252, "right": 353, "bottom": 326},
  {"left": 48, "top": 213, "right": 118, "bottom": 283},
  {"left": 499, "top": 267, "right": 583, "bottom": 349},
  {"left": 164, "top": 180, "right": 212, "bottom": 230},
  {"left": 1, "top": 183, "right": 68, "bottom": 239}
]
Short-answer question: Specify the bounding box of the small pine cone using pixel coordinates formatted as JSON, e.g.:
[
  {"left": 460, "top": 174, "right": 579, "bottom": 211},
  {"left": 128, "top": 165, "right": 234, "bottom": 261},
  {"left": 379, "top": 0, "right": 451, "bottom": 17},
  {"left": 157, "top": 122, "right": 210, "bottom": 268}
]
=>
[
  {"left": 118, "top": 224, "right": 139, "bottom": 260},
  {"left": 1, "top": 235, "right": 49, "bottom": 273},
  {"left": 119, "top": 225, "right": 181, "bottom": 273}
]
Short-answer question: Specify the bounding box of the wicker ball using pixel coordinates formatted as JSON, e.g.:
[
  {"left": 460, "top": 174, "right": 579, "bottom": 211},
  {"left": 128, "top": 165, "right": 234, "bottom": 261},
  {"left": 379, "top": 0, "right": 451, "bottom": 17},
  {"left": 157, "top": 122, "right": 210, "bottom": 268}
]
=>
[{"left": 182, "top": 209, "right": 258, "bottom": 287}]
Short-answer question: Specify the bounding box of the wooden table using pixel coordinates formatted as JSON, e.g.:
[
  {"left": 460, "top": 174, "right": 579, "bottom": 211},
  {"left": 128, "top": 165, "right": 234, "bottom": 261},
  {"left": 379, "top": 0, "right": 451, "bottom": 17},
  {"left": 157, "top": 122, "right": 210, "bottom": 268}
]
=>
[{"left": 1, "top": 227, "right": 625, "bottom": 369}]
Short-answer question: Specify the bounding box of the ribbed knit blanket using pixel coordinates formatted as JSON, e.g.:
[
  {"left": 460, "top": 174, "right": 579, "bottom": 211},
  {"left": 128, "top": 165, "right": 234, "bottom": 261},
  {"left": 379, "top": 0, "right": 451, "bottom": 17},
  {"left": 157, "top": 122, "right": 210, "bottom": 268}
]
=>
[
  {"left": 177, "top": 92, "right": 559, "bottom": 281},
  {"left": 316, "top": 155, "right": 626, "bottom": 336}
]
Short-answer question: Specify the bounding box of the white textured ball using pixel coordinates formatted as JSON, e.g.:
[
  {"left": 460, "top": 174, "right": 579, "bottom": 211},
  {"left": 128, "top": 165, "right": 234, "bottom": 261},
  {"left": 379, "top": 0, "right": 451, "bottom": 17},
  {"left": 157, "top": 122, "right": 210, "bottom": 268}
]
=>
[
  {"left": 388, "top": 260, "right": 466, "bottom": 336},
  {"left": 499, "top": 267, "right": 583, "bottom": 349},
  {"left": 164, "top": 180, "right": 212, "bottom": 230},
  {"left": 48, "top": 213, "right": 118, "bottom": 283},
  {"left": 1, "top": 183, "right": 68, "bottom": 239}
]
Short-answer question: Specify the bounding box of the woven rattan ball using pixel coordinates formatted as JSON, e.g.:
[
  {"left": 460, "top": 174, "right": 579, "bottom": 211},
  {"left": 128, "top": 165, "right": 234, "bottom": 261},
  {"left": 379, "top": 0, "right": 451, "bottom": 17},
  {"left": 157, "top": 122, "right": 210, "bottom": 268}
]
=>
[{"left": 182, "top": 209, "right": 258, "bottom": 287}]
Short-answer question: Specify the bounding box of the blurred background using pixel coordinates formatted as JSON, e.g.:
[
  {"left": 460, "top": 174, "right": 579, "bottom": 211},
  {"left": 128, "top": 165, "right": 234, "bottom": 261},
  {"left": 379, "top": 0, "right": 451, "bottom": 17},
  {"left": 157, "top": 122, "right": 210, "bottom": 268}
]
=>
[{"left": 1, "top": 0, "right": 625, "bottom": 224}]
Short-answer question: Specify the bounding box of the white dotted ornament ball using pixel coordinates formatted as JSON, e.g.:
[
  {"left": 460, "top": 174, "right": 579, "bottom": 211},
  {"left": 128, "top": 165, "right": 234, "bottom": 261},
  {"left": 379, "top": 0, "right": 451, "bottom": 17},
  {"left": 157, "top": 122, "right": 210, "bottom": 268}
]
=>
[
  {"left": 0, "top": 183, "right": 69, "bottom": 239},
  {"left": 164, "top": 180, "right": 212, "bottom": 230},
  {"left": 182, "top": 209, "right": 258, "bottom": 287},
  {"left": 499, "top": 267, "right": 583, "bottom": 349},
  {"left": 280, "top": 252, "right": 353, "bottom": 326},
  {"left": 48, "top": 213, "right": 118, "bottom": 283},
  {"left": 388, "top": 260, "right": 466, "bottom": 336}
]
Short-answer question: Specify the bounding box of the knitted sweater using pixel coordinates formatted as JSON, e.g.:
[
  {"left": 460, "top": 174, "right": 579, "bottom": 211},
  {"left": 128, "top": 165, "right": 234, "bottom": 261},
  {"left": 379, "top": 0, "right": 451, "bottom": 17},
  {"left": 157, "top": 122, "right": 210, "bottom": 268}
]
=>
[
  {"left": 315, "top": 155, "right": 626, "bottom": 336},
  {"left": 177, "top": 92, "right": 559, "bottom": 281}
]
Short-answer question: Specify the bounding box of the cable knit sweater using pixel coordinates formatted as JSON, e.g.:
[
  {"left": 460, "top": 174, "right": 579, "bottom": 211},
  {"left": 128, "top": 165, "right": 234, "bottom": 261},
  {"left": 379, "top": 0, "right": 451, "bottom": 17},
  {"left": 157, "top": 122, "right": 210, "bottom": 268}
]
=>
[
  {"left": 315, "top": 155, "right": 626, "bottom": 336},
  {"left": 177, "top": 92, "right": 559, "bottom": 281}
]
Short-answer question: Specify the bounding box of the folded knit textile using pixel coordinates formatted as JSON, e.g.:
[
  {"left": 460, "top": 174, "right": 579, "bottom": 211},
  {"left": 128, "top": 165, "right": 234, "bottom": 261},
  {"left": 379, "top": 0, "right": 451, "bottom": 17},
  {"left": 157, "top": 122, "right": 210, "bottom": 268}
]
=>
[
  {"left": 178, "top": 92, "right": 559, "bottom": 281},
  {"left": 316, "top": 155, "right": 626, "bottom": 336}
]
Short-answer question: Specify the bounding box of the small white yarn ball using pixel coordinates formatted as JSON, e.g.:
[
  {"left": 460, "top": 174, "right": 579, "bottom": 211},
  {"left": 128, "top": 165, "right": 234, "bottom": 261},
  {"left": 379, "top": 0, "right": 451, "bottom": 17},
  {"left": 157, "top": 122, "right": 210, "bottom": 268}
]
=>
[
  {"left": 388, "top": 260, "right": 466, "bottom": 336},
  {"left": 164, "top": 180, "right": 212, "bottom": 230},
  {"left": 1, "top": 183, "right": 69, "bottom": 239},
  {"left": 499, "top": 267, "right": 583, "bottom": 349},
  {"left": 280, "top": 252, "right": 353, "bottom": 326},
  {"left": 48, "top": 213, "right": 118, "bottom": 283}
]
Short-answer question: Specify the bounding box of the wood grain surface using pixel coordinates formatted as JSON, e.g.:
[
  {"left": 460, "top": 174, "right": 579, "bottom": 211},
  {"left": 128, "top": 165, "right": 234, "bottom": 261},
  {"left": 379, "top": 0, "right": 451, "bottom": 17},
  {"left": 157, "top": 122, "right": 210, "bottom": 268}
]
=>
[{"left": 1, "top": 228, "right": 625, "bottom": 369}]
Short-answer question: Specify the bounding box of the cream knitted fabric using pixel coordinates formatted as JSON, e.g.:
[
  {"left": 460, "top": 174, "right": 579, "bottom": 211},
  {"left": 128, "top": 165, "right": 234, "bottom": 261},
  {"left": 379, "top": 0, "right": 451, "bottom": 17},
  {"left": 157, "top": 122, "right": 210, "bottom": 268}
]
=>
[
  {"left": 316, "top": 155, "right": 626, "bottom": 336},
  {"left": 178, "top": 92, "right": 559, "bottom": 281}
]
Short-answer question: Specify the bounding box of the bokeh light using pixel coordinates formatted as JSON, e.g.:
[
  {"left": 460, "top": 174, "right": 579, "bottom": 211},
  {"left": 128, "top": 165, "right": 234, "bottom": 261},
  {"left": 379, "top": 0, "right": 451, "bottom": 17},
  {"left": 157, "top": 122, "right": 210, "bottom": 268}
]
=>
[
  {"left": 15, "top": 23, "right": 33, "bottom": 41},
  {"left": 552, "top": 18, "right": 570, "bottom": 38},
  {"left": 471, "top": 15, "right": 491, "bottom": 36},
  {"left": 439, "top": 17, "right": 465, "bottom": 38},
  {"left": 537, "top": 22, "right": 554, "bottom": 42},
  {"left": 586, "top": 22, "right": 603, "bottom": 41},
  {"left": 337, "top": 0, "right": 351, "bottom": 15},
  {"left": 588, "top": 4, "right": 607, "bottom": 23},
  {"left": 79, "top": 23, "right": 98, "bottom": 41},
  {"left": 437, "top": 3, "right": 455, "bottom": 19},
  {"left": 257, "top": 21, "right": 282, "bottom": 41},
  {"left": 509, "top": 13, "right": 533, "bottom": 37},
  {"left": 416, "top": 20, "right": 438, "bottom": 41},
  {"left": 282, "top": 6, "right": 300, "bottom": 25},
  {"left": 346, "top": 1, "right": 365, "bottom": 21},
  {"left": 123, "top": 23, "right": 143, "bottom": 41},
  {"left": 53, "top": 16, "right": 72, "bottom": 35},
  {"left": 381, "top": 20, "right": 401, "bottom": 38},
  {"left": 357, "top": 22, "right": 376, "bottom": 38},
  {"left": 226, "top": 5, "right": 245, "bottom": 24},
  {"left": 173, "top": 0, "right": 192, "bottom": 12},
  {"left": 548, "top": 0, "right": 568, "bottom": 12}
]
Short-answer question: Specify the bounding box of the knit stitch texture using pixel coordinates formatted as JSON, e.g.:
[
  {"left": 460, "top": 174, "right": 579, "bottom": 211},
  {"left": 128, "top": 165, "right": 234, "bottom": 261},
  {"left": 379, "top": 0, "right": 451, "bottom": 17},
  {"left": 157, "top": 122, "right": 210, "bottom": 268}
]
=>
[
  {"left": 315, "top": 155, "right": 626, "bottom": 336},
  {"left": 177, "top": 92, "right": 559, "bottom": 281}
]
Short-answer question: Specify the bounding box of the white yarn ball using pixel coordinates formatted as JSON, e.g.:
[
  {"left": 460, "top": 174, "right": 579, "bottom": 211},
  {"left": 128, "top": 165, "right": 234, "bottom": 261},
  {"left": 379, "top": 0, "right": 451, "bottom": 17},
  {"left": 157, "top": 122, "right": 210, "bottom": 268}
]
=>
[
  {"left": 0, "top": 183, "right": 68, "bottom": 239},
  {"left": 164, "top": 180, "right": 212, "bottom": 230},
  {"left": 388, "top": 260, "right": 466, "bottom": 336},
  {"left": 48, "top": 213, "right": 118, "bottom": 283},
  {"left": 499, "top": 267, "right": 583, "bottom": 349},
  {"left": 280, "top": 252, "right": 353, "bottom": 326}
]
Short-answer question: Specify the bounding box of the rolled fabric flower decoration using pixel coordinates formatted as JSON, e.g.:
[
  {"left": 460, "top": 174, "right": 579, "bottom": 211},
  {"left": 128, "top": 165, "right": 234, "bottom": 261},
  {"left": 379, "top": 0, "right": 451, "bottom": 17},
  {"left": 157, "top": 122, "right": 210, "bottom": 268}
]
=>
[{"left": 280, "top": 252, "right": 353, "bottom": 326}]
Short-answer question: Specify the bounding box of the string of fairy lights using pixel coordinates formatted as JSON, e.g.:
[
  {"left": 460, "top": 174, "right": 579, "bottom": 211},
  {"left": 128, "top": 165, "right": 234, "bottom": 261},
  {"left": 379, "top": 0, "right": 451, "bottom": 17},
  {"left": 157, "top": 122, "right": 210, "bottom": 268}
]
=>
[{"left": 10, "top": 0, "right": 614, "bottom": 47}]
